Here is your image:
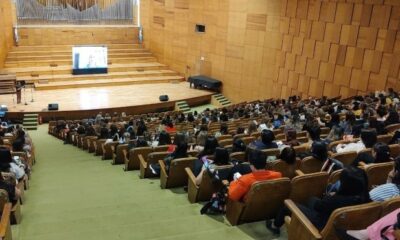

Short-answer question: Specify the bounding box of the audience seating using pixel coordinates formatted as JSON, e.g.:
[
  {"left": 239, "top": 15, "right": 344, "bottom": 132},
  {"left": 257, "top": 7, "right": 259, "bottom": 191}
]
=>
[
  {"left": 389, "top": 144, "right": 400, "bottom": 158},
  {"left": 159, "top": 157, "right": 196, "bottom": 189},
  {"left": 230, "top": 152, "right": 246, "bottom": 162},
  {"left": 289, "top": 172, "right": 329, "bottom": 204},
  {"left": 102, "top": 141, "right": 119, "bottom": 160},
  {"left": 284, "top": 200, "right": 382, "bottom": 240},
  {"left": 363, "top": 162, "right": 394, "bottom": 189},
  {"left": 270, "top": 159, "right": 301, "bottom": 179},
  {"left": 225, "top": 178, "right": 291, "bottom": 226},
  {"left": 385, "top": 123, "right": 400, "bottom": 133},
  {"left": 139, "top": 152, "right": 170, "bottom": 178},
  {"left": 330, "top": 151, "right": 357, "bottom": 166},
  {"left": 124, "top": 147, "right": 153, "bottom": 171},
  {"left": 94, "top": 139, "right": 106, "bottom": 156},
  {"left": 298, "top": 156, "right": 323, "bottom": 174},
  {"left": 186, "top": 165, "right": 233, "bottom": 203},
  {"left": 112, "top": 144, "right": 128, "bottom": 165},
  {"left": 377, "top": 134, "right": 392, "bottom": 144}
]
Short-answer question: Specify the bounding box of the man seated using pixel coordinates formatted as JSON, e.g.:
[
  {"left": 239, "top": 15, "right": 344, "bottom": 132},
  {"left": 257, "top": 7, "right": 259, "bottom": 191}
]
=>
[{"left": 228, "top": 150, "right": 282, "bottom": 201}]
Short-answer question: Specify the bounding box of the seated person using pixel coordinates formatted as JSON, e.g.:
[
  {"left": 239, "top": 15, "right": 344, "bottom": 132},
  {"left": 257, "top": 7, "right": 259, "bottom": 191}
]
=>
[
  {"left": 228, "top": 150, "right": 282, "bottom": 201},
  {"left": 277, "top": 147, "right": 297, "bottom": 178},
  {"left": 195, "top": 147, "right": 231, "bottom": 185},
  {"left": 149, "top": 133, "right": 188, "bottom": 176},
  {"left": 369, "top": 156, "right": 400, "bottom": 202},
  {"left": 231, "top": 138, "right": 246, "bottom": 153},
  {"left": 337, "top": 208, "right": 400, "bottom": 240},
  {"left": 151, "top": 131, "right": 172, "bottom": 148},
  {"left": 0, "top": 147, "right": 26, "bottom": 181},
  {"left": 249, "top": 129, "right": 278, "bottom": 150},
  {"left": 0, "top": 176, "right": 20, "bottom": 205},
  {"left": 283, "top": 129, "right": 300, "bottom": 147},
  {"left": 352, "top": 142, "right": 392, "bottom": 166},
  {"left": 336, "top": 129, "right": 377, "bottom": 154},
  {"left": 193, "top": 136, "right": 219, "bottom": 177},
  {"left": 267, "top": 166, "right": 370, "bottom": 234}
]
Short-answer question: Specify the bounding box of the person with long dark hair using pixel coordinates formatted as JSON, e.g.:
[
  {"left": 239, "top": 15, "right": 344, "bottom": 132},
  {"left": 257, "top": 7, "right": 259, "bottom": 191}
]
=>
[
  {"left": 193, "top": 136, "right": 219, "bottom": 176},
  {"left": 149, "top": 133, "right": 188, "bottom": 176},
  {"left": 195, "top": 147, "right": 231, "bottom": 185},
  {"left": 268, "top": 166, "right": 370, "bottom": 235},
  {"left": 0, "top": 147, "right": 25, "bottom": 180}
]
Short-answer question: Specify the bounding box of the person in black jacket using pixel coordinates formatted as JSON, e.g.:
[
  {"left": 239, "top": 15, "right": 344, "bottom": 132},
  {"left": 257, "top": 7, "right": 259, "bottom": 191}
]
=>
[{"left": 267, "top": 166, "right": 370, "bottom": 235}]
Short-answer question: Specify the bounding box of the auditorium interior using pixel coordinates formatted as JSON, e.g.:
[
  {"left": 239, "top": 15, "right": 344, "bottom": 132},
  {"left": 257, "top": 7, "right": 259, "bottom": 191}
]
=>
[{"left": 1, "top": 0, "right": 400, "bottom": 239}]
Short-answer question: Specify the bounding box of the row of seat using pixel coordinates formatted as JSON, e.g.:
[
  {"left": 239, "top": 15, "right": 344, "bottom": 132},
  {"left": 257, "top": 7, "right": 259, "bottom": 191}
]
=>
[{"left": 0, "top": 135, "right": 37, "bottom": 240}]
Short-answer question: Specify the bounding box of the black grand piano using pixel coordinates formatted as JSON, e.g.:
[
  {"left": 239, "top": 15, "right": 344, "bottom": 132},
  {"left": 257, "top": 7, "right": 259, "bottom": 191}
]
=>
[{"left": 188, "top": 75, "right": 222, "bottom": 92}]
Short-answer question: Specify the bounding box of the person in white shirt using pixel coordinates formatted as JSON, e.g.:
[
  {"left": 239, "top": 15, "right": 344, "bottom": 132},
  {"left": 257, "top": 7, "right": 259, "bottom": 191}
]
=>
[{"left": 336, "top": 129, "right": 377, "bottom": 153}]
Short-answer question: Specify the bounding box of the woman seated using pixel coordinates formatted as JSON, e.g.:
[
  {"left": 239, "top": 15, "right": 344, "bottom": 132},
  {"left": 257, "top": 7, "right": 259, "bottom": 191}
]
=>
[
  {"left": 369, "top": 156, "right": 400, "bottom": 202},
  {"left": 336, "top": 129, "right": 377, "bottom": 153},
  {"left": 149, "top": 133, "right": 188, "bottom": 176},
  {"left": 214, "top": 123, "right": 228, "bottom": 138},
  {"left": 195, "top": 147, "right": 231, "bottom": 185},
  {"left": 193, "top": 136, "right": 219, "bottom": 177},
  {"left": 151, "top": 131, "right": 172, "bottom": 148},
  {"left": 0, "top": 147, "right": 26, "bottom": 181},
  {"left": 0, "top": 176, "right": 20, "bottom": 205},
  {"left": 267, "top": 166, "right": 370, "bottom": 234},
  {"left": 352, "top": 142, "right": 392, "bottom": 166}
]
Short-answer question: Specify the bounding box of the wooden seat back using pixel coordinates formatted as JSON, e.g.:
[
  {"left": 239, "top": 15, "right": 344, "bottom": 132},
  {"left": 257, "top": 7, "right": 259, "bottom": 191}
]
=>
[
  {"left": 285, "top": 200, "right": 382, "bottom": 240},
  {"left": 139, "top": 151, "right": 170, "bottom": 178},
  {"left": 299, "top": 156, "right": 323, "bottom": 174},
  {"left": 270, "top": 159, "right": 300, "bottom": 179},
  {"left": 241, "top": 136, "right": 255, "bottom": 145},
  {"left": 218, "top": 139, "right": 233, "bottom": 147},
  {"left": 95, "top": 139, "right": 106, "bottom": 156},
  {"left": 330, "top": 151, "right": 357, "bottom": 166},
  {"left": 126, "top": 147, "right": 153, "bottom": 170},
  {"left": 261, "top": 148, "right": 280, "bottom": 158},
  {"left": 381, "top": 197, "right": 400, "bottom": 216},
  {"left": 385, "top": 123, "right": 400, "bottom": 133},
  {"left": 321, "top": 202, "right": 382, "bottom": 240},
  {"left": 216, "top": 135, "right": 232, "bottom": 141},
  {"left": 186, "top": 165, "right": 233, "bottom": 203},
  {"left": 226, "top": 178, "right": 291, "bottom": 225},
  {"left": 230, "top": 152, "right": 246, "bottom": 162},
  {"left": 293, "top": 145, "right": 309, "bottom": 155},
  {"left": 377, "top": 134, "right": 392, "bottom": 144},
  {"left": 160, "top": 157, "right": 196, "bottom": 189},
  {"left": 364, "top": 162, "right": 394, "bottom": 189},
  {"left": 153, "top": 145, "right": 169, "bottom": 152},
  {"left": 290, "top": 172, "right": 329, "bottom": 204},
  {"left": 389, "top": 144, "right": 400, "bottom": 158},
  {"left": 112, "top": 144, "right": 128, "bottom": 165}
]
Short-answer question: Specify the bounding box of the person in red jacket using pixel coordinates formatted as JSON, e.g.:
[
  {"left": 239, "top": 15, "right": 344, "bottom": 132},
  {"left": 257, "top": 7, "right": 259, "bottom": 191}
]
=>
[{"left": 228, "top": 150, "right": 282, "bottom": 201}]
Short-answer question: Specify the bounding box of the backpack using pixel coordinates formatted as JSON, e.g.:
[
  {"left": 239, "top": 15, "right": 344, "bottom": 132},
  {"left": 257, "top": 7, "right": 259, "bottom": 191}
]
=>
[{"left": 200, "top": 185, "right": 228, "bottom": 215}]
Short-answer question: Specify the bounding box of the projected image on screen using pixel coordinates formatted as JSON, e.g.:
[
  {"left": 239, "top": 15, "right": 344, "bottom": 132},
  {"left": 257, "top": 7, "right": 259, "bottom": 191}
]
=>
[{"left": 72, "top": 46, "right": 108, "bottom": 75}]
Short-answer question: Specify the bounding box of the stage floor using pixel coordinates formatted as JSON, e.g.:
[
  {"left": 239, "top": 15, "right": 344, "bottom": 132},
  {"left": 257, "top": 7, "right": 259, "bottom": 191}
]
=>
[{"left": 0, "top": 82, "right": 213, "bottom": 115}]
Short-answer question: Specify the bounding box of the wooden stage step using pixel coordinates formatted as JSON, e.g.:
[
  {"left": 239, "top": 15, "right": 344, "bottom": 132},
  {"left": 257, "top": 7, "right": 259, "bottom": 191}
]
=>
[
  {"left": 7, "top": 52, "right": 152, "bottom": 61},
  {"left": 34, "top": 75, "right": 185, "bottom": 90},
  {"left": 7, "top": 48, "right": 148, "bottom": 57},
  {"left": 5, "top": 56, "right": 157, "bottom": 67},
  {"left": 6, "top": 62, "right": 170, "bottom": 77},
  {"left": 20, "top": 70, "right": 179, "bottom": 83}
]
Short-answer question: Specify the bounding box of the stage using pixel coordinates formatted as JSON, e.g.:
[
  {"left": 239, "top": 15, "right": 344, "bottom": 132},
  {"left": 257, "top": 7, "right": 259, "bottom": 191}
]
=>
[{"left": 0, "top": 82, "right": 213, "bottom": 121}]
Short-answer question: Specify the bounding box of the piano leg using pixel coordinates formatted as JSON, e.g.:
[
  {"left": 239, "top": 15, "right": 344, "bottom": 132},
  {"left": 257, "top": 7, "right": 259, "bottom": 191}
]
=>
[{"left": 17, "top": 90, "right": 21, "bottom": 104}]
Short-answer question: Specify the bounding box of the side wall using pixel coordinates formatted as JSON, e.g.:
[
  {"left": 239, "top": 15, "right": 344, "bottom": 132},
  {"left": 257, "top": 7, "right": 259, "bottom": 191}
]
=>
[
  {"left": 142, "top": 0, "right": 400, "bottom": 102},
  {"left": 0, "top": 0, "right": 16, "bottom": 68}
]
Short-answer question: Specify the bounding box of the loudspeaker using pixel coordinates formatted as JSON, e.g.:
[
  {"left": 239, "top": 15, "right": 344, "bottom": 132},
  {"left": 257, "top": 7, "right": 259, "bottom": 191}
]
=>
[
  {"left": 48, "top": 103, "right": 59, "bottom": 111},
  {"left": 159, "top": 95, "right": 169, "bottom": 102}
]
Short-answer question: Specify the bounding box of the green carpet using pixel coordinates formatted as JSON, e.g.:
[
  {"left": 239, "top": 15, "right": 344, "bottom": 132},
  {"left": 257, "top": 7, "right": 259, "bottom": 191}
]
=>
[{"left": 12, "top": 125, "right": 287, "bottom": 240}]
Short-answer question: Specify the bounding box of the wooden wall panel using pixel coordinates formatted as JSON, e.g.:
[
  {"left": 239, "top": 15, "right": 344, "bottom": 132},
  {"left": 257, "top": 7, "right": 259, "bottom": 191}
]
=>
[
  {"left": 0, "top": 0, "right": 15, "bottom": 68},
  {"left": 142, "top": 0, "right": 400, "bottom": 102},
  {"left": 18, "top": 26, "right": 139, "bottom": 45}
]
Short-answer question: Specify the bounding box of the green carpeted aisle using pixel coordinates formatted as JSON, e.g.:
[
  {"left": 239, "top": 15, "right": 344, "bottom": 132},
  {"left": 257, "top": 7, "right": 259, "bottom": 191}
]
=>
[{"left": 12, "top": 125, "right": 287, "bottom": 240}]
